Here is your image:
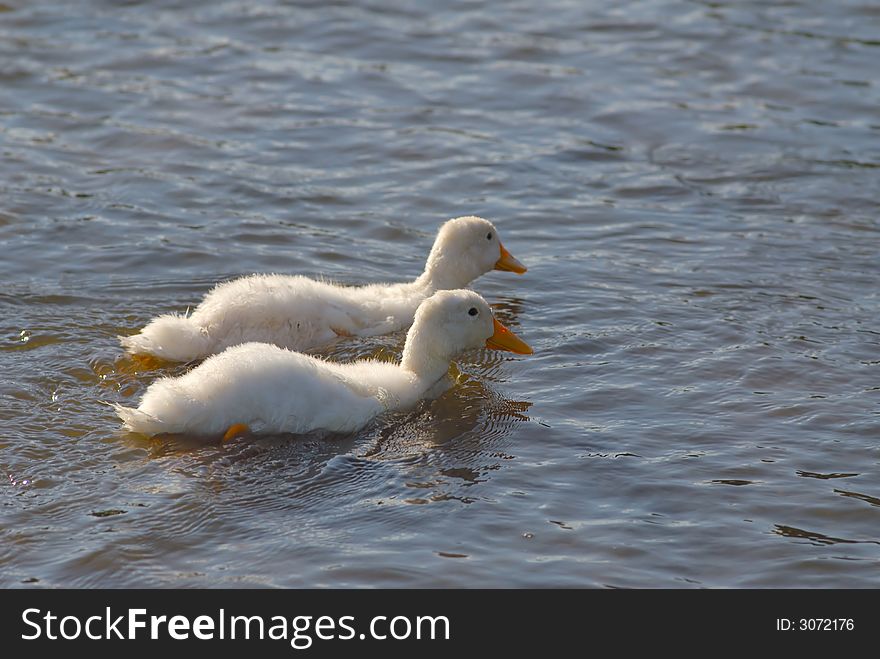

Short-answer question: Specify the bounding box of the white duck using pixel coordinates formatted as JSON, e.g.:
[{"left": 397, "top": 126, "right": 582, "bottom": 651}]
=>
[
  {"left": 114, "top": 289, "right": 532, "bottom": 440},
  {"left": 120, "top": 216, "right": 526, "bottom": 362}
]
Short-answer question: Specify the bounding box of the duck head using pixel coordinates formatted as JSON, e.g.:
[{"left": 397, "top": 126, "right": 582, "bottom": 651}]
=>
[
  {"left": 401, "top": 289, "right": 532, "bottom": 381},
  {"left": 419, "top": 216, "right": 526, "bottom": 290}
]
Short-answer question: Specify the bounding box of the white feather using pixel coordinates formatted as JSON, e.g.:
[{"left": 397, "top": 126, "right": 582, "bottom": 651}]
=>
[
  {"left": 115, "top": 290, "right": 518, "bottom": 439},
  {"left": 120, "top": 216, "right": 523, "bottom": 361}
]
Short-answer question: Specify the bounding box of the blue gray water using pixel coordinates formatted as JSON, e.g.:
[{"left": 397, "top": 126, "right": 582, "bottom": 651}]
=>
[{"left": 1, "top": 0, "right": 879, "bottom": 587}]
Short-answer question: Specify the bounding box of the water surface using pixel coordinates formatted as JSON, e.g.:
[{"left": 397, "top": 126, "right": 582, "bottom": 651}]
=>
[{"left": 1, "top": 0, "right": 879, "bottom": 587}]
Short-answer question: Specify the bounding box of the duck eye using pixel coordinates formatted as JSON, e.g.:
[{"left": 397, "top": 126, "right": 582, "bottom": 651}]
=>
[
  {"left": 486, "top": 232, "right": 493, "bottom": 240},
  {"left": 468, "top": 307, "right": 478, "bottom": 316}
]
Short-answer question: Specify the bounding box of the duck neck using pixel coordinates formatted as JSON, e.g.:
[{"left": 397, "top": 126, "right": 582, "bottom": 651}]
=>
[
  {"left": 400, "top": 332, "right": 452, "bottom": 385},
  {"left": 416, "top": 259, "right": 476, "bottom": 292},
  {"left": 412, "top": 271, "right": 439, "bottom": 295}
]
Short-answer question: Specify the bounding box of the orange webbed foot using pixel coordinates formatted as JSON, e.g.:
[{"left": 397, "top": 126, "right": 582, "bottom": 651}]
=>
[{"left": 223, "top": 423, "right": 250, "bottom": 442}]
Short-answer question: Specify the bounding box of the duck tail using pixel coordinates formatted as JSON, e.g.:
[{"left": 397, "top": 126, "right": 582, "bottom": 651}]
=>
[
  {"left": 110, "top": 402, "right": 165, "bottom": 437},
  {"left": 119, "top": 313, "right": 210, "bottom": 362}
]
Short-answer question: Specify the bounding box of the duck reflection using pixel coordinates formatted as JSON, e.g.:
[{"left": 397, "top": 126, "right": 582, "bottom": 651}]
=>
[{"left": 361, "top": 366, "right": 532, "bottom": 506}]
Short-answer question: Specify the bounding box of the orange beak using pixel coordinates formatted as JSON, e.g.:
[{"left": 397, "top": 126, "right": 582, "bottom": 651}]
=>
[
  {"left": 494, "top": 243, "right": 527, "bottom": 274},
  {"left": 486, "top": 317, "right": 533, "bottom": 354}
]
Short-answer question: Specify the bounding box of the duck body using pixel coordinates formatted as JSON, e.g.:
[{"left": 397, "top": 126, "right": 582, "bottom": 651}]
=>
[
  {"left": 121, "top": 216, "right": 526, "bottom": 362},
  {"left": 114, "top": 290, "right": 532, "bottom": 439},
  {"left": 114, "top": 342, "right": 418, "bottom": 437},
  {"left": 121, "top": 275, "right": 430, "bottom": 362}
]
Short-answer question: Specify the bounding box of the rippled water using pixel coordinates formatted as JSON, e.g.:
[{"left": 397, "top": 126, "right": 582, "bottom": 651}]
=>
[{"left": 2, "top": 0, "right": 879, "bottom": 587}]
